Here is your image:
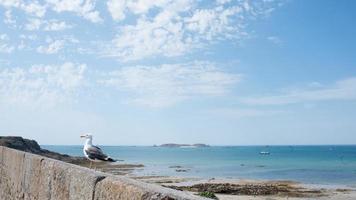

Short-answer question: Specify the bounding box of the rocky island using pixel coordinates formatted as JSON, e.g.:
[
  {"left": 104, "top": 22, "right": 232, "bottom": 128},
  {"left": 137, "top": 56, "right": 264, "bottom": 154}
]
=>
[
  {"left": 156, "top": 143, "right": 210, "bottom": 148},
  {"left": 0, "top": 136, "right": 84, "bottom": 163}
]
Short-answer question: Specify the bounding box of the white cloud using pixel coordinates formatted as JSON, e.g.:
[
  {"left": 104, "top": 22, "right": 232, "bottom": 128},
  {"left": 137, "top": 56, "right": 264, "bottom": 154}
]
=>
[
  {"left": 0, "top": 62, "right": 86, "bottom": 107},
  {"left": 25, "top": 18, "right": 43, "bottom": 30},
  {"left": 185, "top": 6, "right": 243, "bottom": 41},
  {"left": 106, "top": 0, "right": 126, "bottom": 21},
  {"left": 17, "top": 40, "right": 25, "bottom": 50},
  {"left": 0, "top": 0, "right": 46, "bottom": 17},
  {"left": 104, "top": 0, "right": 280, "bottom": 61},
  {"left": 99, "top": 62, "right": 240, "bottom": 107},
  {"left": 106, "top": 0, "right": 176, "bottom": 21},
  {"left": 44, "top": 20, "right": 72, "bottom": 31},
  {"left": 216, "top": 0, "right": 232, "bottom": 5},
  {"left": 37, "top": 39, "right": 65, "bottom": 54},
  {"left": 3, "top": 9, "right": 16, "bottom": 26},
  {"left": 25, "top": 18, "right": 72, "bottom": 31},
  {"left": 126, "top": 0, "right": 171, "bottom": 15},
  {"left": 22, "top": 1, "right": 46, "bottom": 17},
  {"left": 19, "top": 34, "right": 38, "bottom": 40},
  {"left": 46, "top": 0, "right": 102, "bottom": 23},
  {"left": 0, "top": 0, "right": 21, "bottom": 7},
  {"left": 1, "top": 0, "right": 102, "bottom": 23},
  {"left": 106, "top": 17, "right": 193, "bottom": 61},
  {"left": 17, "top": 34, "right": 37, "bottom": 50},
  {"left": 242, "top": 77, "right": 356, "bottom": 105},
  {"left": 1, "top": 0, "right": 282, "bottom": 61},
  {"left": 103, "top": 0, "right": 194, "bottom": 61},
  {"left": 0, "top": 34, "right": 15, "bottom": 53}
]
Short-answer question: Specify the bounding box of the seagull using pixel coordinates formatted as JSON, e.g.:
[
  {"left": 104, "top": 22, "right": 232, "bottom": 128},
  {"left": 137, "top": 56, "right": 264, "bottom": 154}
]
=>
[{"left": 80, "top": 134, "right": 115, "bottom": 168}]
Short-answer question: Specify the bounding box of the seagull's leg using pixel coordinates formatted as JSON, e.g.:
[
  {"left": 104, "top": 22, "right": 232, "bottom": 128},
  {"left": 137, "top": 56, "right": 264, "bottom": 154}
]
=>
[{"left": 89, "top": 161, "right": 92, "bottom": 169}]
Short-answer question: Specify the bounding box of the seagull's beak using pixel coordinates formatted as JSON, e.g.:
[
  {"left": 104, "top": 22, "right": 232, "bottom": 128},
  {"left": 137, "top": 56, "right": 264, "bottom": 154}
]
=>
[{"left": 80, "top": 135, "right": 86, "bottom": 138}]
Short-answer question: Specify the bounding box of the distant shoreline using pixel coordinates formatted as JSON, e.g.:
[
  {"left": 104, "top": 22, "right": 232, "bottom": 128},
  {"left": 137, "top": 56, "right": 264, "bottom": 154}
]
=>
[
  {"left": 41, "top": 144, "right": 356, "bottom": 147},
  {"left": 154, "top": 143, "right": 210, "bottom": 148}
]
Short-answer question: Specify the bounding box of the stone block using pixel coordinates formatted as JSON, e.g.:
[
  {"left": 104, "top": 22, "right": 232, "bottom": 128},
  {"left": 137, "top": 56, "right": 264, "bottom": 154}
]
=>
[
  {"left": 39, "top": 158, "right": 71, "bottom": 200},
  {"left": 94, "top": 176, "right": 148, "bottom": 200},
  {"left": 23, "top": 153, "right": 44, "bottom": 200},
  {"left": 30, "top": 157, "right": 106, "bottom": 200},
  {"left": 68, "top": 165, "right": 106, "bottom": 200},
  {"left": 0, "top": 147, "right": 26, "bottom": 200},
  {"left": 0, "top": 146, "right": 4, "bottom": 199}
]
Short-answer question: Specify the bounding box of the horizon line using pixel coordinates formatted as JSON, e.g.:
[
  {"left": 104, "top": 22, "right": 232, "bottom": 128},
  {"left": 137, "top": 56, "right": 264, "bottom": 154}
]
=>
[{"left": 41, "top": 144, "right": 356, "bottom": 146}]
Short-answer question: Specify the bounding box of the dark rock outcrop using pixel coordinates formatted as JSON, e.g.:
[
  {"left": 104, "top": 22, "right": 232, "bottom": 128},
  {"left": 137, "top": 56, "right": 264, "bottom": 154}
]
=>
[
  {"left": 0, "top": 136, "right": 86, "bottom": 164},
  {"left": 0, "top": 136, "right": 144, "bottom": 175}
]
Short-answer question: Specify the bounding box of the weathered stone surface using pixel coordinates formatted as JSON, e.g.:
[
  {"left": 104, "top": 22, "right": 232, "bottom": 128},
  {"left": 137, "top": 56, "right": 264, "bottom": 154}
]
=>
[
  {"left": 94, "top": 176, "right": 149, "bottom": 200},
  {"left": 68, "top": 165, "right": 106, "bottom": 200},
  {"left": 0, "top": 147, "right": 4, "bottom": 199},
  {"left": 0, "top": 146, "right": 3, "bottom": 162},
  {"left": 51, "top": 159, "right": 72, "bottom": 199},
  {"left": 23, "top": 153, "right": 43, "bottom": 200},
  {"left": 0, "top": 147, "right": 26, "bottom": 200},
  {"left": 0, "top": 146, "right": 205, "bottom": 200}
]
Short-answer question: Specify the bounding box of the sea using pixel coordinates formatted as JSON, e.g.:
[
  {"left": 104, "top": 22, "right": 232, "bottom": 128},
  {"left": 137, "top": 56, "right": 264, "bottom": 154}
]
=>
[{"left": 42, "top": 145, "right": 356, "bottom": 187}]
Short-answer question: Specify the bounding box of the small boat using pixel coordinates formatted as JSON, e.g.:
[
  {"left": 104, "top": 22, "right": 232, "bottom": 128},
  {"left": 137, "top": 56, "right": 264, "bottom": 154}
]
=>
[{"left": 259, "top": 151, "right": 270, "bottom": 155}]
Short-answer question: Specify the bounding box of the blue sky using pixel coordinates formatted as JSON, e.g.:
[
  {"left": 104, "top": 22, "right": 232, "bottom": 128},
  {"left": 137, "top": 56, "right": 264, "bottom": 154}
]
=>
[{"left": 0, "top": 0, "right": 356, "bottom": 145}]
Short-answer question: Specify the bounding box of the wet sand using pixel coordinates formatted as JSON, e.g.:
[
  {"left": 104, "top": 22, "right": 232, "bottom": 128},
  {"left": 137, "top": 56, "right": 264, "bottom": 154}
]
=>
[{"left": 132, "top": 176, "right": 356, "bottom": 200}]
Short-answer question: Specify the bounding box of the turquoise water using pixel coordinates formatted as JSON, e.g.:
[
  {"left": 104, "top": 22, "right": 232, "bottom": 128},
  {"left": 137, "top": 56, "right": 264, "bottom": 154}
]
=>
[{"left": 42, "top": 145, "right": 356, "bottom": 186}]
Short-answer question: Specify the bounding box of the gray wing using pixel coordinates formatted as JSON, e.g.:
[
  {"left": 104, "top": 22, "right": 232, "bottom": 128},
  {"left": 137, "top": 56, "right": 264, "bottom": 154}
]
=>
[{"left": 85, "top": 145, "right": 108, "bottom": 161}]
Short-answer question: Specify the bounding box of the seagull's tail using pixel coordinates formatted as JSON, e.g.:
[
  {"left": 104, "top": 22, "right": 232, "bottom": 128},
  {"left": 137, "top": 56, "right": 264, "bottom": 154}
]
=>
[{"left": 105, "top": 157, "right": 116, "bottom": 162}]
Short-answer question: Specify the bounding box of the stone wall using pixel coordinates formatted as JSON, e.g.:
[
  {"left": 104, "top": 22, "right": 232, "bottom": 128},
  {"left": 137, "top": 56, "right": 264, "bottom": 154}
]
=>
[{"left": 0, "top": 146, "right": 205, "bottom": 200}]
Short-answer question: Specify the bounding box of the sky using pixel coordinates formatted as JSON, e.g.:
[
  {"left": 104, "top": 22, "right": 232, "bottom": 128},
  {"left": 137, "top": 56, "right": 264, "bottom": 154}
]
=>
[{"left": 0, "top": 0, "right": 356, "bottom": 145}]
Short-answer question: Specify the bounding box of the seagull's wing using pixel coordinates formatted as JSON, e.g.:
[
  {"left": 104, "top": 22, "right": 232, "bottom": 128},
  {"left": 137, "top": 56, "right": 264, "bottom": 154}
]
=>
[{"left": 85, "top": 145, "right": 108, "bottom": 161}]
